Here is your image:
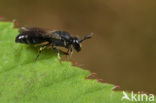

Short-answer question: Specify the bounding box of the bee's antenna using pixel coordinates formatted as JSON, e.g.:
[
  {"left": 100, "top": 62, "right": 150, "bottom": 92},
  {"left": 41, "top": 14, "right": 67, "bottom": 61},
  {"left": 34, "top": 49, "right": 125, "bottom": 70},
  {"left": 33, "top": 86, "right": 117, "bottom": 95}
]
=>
[{"left": 79, "top": 32, "right": 94, "bottom": 43}]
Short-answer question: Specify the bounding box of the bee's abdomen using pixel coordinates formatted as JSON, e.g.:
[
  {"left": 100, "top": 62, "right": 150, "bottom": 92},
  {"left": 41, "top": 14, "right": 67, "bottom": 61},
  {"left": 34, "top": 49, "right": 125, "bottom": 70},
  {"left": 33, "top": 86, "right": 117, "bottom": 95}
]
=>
[{"left": 15, "top": 33, "right": 49, "bottom": 44}]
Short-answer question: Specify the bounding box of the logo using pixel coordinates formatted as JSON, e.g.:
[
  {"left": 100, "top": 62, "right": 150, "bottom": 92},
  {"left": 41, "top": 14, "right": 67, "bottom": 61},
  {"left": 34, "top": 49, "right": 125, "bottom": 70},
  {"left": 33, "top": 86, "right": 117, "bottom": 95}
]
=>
[{"left": 121, "top": 91, "right": 154, "bottom": 102}]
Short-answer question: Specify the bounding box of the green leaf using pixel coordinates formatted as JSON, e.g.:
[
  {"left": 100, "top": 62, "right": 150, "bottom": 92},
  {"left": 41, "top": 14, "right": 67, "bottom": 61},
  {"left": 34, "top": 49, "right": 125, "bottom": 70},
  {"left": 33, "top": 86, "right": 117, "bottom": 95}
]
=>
[{"left": 0, "top": 22, "right": 155, "bottom": 103}]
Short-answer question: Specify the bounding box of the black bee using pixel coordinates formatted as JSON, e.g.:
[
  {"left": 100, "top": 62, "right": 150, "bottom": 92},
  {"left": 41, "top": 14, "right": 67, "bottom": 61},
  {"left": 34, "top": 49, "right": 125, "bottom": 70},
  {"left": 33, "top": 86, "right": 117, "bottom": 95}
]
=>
[{"left": 15, "top": 27, "right": 93, "bottom": 62}]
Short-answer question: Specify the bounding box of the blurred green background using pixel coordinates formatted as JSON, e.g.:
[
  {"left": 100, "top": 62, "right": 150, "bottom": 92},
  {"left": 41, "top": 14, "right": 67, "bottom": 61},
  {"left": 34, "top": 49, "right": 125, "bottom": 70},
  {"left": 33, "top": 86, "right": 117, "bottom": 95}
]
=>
[{"left": 0, "top": 0, "right": 155, "bottom": 94}]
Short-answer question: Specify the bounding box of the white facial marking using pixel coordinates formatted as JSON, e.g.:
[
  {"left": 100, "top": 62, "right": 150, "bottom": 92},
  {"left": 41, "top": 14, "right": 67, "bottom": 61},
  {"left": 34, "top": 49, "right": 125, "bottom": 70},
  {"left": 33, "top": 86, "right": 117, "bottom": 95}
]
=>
[{"left": 76, "top": 40, "right": 79, "bottom": 43}]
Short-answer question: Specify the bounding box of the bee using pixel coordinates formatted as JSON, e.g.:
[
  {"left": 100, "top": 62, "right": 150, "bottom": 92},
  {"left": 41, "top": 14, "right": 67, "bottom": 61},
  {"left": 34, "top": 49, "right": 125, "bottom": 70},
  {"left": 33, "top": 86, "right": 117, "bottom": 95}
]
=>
[{"left": 15, "top": 27, "right": 93, "bottom": 62}]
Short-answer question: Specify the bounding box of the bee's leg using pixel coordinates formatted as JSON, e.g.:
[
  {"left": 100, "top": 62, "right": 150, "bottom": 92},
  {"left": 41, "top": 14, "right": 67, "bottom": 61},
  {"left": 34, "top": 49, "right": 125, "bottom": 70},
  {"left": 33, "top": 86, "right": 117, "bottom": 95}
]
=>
[
  {"left": 66, "top": 47, "right": 72, "bottom": 60},
  {"left": 68, "top": 47, "right": 73, "bottom": 56},
  {"left": 66, "top": 49, "right": 70, "bottom": 60},
  {"left": 70, "top": 47, "right": 73, "bottom": 56},
  {"left": 34, "top": 45, "right": 47, "bottom": 62},
  {"left": 56, "top": 48, "right": 61, "bottom": 62},
  {"left": 69, "top": 47, "right": 73, "bottom": 59},
  {"left": 66, "top": 46, "right": 72, "bottom": 55},
  {"left": 66, "top": 49, "right": 70, "bottom": 55},
  {"left": 52, "top": 47, "right": 61, "bottom": 63}
]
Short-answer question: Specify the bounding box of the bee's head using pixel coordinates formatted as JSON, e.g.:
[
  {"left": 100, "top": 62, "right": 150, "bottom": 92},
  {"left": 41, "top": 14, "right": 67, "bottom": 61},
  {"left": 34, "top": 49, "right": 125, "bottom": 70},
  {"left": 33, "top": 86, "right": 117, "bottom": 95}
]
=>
[
  {"left": 72, "top": 33, "right": 93, "bottom": 52},
  {"left": 72, "top": 37, "right": 81, "bottom": 52}
]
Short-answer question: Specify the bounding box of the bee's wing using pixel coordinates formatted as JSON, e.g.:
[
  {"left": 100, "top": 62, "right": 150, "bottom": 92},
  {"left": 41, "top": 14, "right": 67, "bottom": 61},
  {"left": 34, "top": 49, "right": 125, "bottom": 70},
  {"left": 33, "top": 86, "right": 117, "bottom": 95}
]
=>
[
  {"left": 47, "top": 30, "right": 62, "bottom": 40},
  {"left": 19, "top": 27, "right": 30, "bottom": 33}
]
